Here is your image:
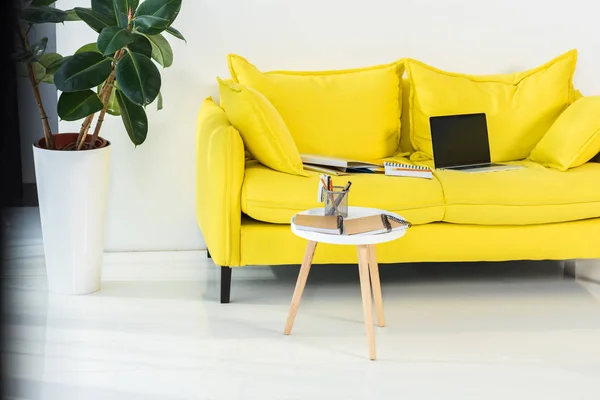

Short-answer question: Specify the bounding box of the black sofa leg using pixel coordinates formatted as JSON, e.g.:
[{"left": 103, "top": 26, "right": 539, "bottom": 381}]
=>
[
  {"left": 221, "top": 266, "right": 232, "bottom": 303},
  {"left": 207, "top": 249, "right": 211, "bottom": 259},
  {"left": 563, "top": 260, "right": 577, "bottom": 279}
]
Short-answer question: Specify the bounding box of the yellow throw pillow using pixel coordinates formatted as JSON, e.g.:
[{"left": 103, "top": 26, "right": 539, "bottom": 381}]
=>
[
  {"left": 529, "top": 96, "right": 600, "bottom": 171},
  {"left": 405, "top": 50, "right": 578, "bottom": 162},
  {"left": 228, "top": 54, "right": 403, "bottom": 160},
  {"left": 217, "top": 78, "right": 307, "bottom": 176}
]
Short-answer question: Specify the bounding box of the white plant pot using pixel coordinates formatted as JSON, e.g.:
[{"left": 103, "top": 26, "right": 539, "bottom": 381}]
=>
[{"left": 33, "top": 135, "right": 111, "bottom": 295}]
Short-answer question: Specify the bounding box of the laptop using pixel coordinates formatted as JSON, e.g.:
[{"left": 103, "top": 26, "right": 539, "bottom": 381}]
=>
[{"left": 429, "top": 113, "right": 523, "bottom": 173}]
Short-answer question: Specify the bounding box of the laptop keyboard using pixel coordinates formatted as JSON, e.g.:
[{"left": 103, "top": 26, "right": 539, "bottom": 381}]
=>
[{"left": 448, "top": 164, "right": 491, "bottom": 170}]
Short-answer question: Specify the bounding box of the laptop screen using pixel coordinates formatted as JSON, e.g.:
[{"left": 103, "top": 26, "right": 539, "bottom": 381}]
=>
[{"left": 429, "top": 113, "right": 492, "bottom": 169}]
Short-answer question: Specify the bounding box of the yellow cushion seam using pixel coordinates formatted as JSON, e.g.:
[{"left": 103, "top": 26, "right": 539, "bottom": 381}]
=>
[
  {"left": 403, "top": 50, "right": 576, "bottom": 86},
  {"left": 563, "top": 126, "right": 600, "bottom": 168},
  {"left": 446, "top": 201, "right": 600, "bottom": 207}
]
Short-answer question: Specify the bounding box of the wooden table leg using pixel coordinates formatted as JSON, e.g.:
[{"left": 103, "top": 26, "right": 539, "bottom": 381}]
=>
[
  {"left": 368, "top": 244, "right": 385, "bottom": 327},
  {"left": 284, "top": 241, "right": 317, "bottom": 335},
  {"left": 357, "top": 245, "right": 376, "bottom": 360}
]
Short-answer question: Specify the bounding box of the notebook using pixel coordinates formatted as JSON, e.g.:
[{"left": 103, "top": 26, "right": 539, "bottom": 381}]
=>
[
  {"left": 384, "top": 162, "right": 433, "bottom": 179},
  {"left": 300, "top": 154, "right": 381, "bottom": 172},
  {"left": 303, "top": 164, "right": 350, "bottom": 176},
  {"left": 294, "top": 214, "right": 344, "bottom": 234},
  {"left": 344, "top": 214, "right": 412, "bottom": 235},
  {"left": 301, "top": 154, "right": 382, "bottom": 174}
]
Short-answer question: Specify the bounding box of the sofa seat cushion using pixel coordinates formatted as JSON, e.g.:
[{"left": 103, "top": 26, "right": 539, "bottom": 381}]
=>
[
  {"left": 432, "top": 160, "right": 600, "bottom": 225},
  {"left": 242, "top": 161, "right": 445, "bottom": 225}
]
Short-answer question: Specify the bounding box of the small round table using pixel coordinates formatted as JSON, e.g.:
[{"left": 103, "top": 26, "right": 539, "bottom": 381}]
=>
[{"left": 285, "top": 207, "right": 408, "bottom": 360}]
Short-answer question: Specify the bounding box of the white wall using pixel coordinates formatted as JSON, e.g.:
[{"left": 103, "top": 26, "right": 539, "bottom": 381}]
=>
[{"left": 56, "top": 0, "right": 600, "bottom": 251}]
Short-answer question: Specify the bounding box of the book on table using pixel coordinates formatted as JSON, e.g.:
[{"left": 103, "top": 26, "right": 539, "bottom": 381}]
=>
[
  {"left": 294, "top": 214, "right": 344, "bottom": 234},
  {"left": 294, "top": 213, "right": 411, "bottom": 235},
  {"left": 344, "top": 214, "right": 411, "bottom": 235}
]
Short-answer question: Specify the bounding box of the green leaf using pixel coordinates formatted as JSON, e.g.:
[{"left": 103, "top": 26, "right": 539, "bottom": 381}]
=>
[
  {"left": 75, "top": 43, "right": 101, "bottom": 54},
  {"left": 39, "top": 52, "right": 61, "bottom": 68},
  {"left": 31, "top": 0, "right": 58, "bottom": 6},
  {"left": 74, "top": 7, "right": 116, "bottom": 32},
  {"left": 116, "top": 88, "right": 148, "bottom": 146},
  {"left": 31, "top": 62, "right": 48, "bottom": 83},
  {"left": 13, "top": 38, "right": 48, "bottom": 64},
  {"left": 11, "top": 39, "right": 46, "bottom": 65},
  {"left": 96, "top": 83, "right": 121, "bottom": 116},
  {"left": 92, "top": 0, "right": 117, "bottom": 23},
  {"left": 128, "top": 34, "right": 152, "bottom": 58},
  {"left": 97, "top": 27, "right": 135, "bottom": 55},
  {"left": 116, "top": 50, "right": 161, "bottom": 106},
  {"left": 157, "top": 91, "right": 163, "bottom": 111},
  {"left": 29, "top": 38, "right": 48, "bottom": 62},
  {"left": 40, "top": 74, "right": 54, "bottom": 84},
  {"left": 144, "top": 33, "right": 173, "bottom": 68},
  {"left": 106, "top": 85, "right": 121, "bottom": 116},
  {"left": 39, "top": 53, "right": 66, "bottom": 74},
  {"left": 133, "top": 15, "right": 170, "bottom": 35},
  {"left": 64, "top": 9, "right": 81, "bottom": 21},
  {"left": 116, "top": 11, "right": 129, "bottom": 29},
  {"left": 21, "top": 6, "right": 67, "bottom": 23},
  {"left": 91, "top": 0, "right": 128, "bottom": 28},
  {"left": 58, "top": 90, "right": 104, "bottom": 121},
  {"left": 134, "top": 0, "right": 181, "bottom": 23},
  {"left": 165, "top": 26, "right": 185, "bottom": 42},
  {"left": 115, "top": 0, "right": 140, "bottom": 13},
  {"left": 54, "top": 52, "right": 113, "bottom": 92},
  {"left": 21, "top": 61, "right": 53, "bottom": 84}
]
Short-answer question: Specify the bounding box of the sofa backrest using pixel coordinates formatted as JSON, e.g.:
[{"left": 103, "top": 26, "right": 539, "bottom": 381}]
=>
[{"left": 228, "top": 54, "right": 404, "bottom": 161}]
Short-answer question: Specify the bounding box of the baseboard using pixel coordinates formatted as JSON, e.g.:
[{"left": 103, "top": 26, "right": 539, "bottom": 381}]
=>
[{"left": 576, "top": 259, "right": 600, "bottom": 283}]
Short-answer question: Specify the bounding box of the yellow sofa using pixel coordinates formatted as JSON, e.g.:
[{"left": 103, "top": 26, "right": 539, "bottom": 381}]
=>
[{"left": 196, "top": 55, "right": 600, "bottom": 303}]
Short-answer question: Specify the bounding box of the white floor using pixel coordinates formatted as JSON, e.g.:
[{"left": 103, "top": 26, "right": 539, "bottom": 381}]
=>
[{"left": 3, "top": 208, "right": 600, "bottom": 400}]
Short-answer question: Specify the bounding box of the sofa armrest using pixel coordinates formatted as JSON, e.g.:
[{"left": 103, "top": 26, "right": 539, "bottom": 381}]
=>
[{"left": 196, "top": 98, "right": 245, "bottom": 266}]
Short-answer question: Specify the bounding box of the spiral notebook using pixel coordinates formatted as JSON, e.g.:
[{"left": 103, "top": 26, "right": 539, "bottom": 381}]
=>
[
  {"left": 344, "top": 214, "right": 412, "bottom": 235},
  {"left": 384, "top": 162, "right": 433, "bottom": 179},
  {"left": 294, "top": 214, "right": 344, "bottom": 234}
]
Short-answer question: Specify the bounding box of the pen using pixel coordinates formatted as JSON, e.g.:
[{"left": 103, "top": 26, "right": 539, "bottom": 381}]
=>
[
  {"left": 332, "top": 181, "right": 352, "bottom": 210},
  {"left": 320, "top": 178, "right": 328, "bottom": 189}
]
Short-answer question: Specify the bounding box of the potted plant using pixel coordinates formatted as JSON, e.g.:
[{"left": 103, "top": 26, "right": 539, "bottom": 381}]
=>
[{"left": 15, "top": 0, "right": 185, "bottom": 294}]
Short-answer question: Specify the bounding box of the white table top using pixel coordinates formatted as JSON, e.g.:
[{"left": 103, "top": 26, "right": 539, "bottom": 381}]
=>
[{"left": 291, "top": 207, "right": 408, "bottom": 245}]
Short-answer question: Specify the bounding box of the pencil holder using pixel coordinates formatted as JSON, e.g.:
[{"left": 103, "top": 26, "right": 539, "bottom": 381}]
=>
[{"left": 324, "top": 186, "right": 348, "bottom": 217}]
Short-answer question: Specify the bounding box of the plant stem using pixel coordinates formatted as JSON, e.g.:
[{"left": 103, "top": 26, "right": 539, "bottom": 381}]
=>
[
  {"left": 84, "top": 48, "right": 125, "bottom": 150},
  {"left": 88, "top": 72, "right": 116, "bottom": 148},
  {"left": 77, "top": 7, "right": 133, "bottom": 150},
  {"left": 76, "top": 113, "right": 96, "bottom": 150},
  {"left": 19, "top": 22, "right": 54, "bottom": 149}
]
